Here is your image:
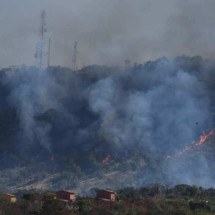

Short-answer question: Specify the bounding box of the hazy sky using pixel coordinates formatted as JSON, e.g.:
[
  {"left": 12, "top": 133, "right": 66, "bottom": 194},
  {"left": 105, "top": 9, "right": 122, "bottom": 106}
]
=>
[{"left": 0, "top": 0, "right": 215, "bottom": 68}]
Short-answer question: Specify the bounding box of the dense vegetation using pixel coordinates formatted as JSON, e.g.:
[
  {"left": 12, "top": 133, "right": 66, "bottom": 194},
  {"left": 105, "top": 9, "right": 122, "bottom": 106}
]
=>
[{"left": 2, "top": 184, "right": 215, "bottom": 214}]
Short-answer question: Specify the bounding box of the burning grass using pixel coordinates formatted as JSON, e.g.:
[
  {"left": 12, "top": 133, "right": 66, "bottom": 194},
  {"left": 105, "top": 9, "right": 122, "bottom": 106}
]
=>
[{"left": 166, "top": 130, "right": 215, "bottom": 160}]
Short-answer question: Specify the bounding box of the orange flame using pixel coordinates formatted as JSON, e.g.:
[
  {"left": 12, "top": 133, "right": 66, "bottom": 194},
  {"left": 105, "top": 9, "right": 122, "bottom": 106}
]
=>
[
  {"left": 196, "top": 130, "right": 214, "bottom": 145},
  {"left": 166, "top": 130, "right": 215, "bottom": 160}
]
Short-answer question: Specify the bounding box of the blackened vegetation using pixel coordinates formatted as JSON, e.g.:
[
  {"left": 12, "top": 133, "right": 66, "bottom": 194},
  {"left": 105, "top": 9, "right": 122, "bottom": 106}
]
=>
[{"left": 0, "top": 56, "right": 215, "bottom": 189}]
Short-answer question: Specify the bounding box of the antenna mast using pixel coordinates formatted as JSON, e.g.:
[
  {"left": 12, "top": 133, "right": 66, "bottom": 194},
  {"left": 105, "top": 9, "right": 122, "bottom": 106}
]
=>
[
  {"left": 35, "top": 10, "right": 47, "bottom": 70},
  {"left": 72, "top": 41, "right": 78, "bottom": 71}
]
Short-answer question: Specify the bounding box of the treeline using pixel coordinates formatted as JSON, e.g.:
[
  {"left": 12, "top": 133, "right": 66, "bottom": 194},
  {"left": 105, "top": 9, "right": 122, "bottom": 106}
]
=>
[
  {"left": 118, "top": 184, "right": 215, "bottom": 200},
  {"left": 1, "top": 184, "right": 215, "bottom": 214}
]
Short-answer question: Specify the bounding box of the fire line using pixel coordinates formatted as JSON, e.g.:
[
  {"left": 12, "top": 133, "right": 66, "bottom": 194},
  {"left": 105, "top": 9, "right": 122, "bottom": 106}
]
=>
[{"left": 166, "top": 130, "right": 215, "bottom": 160}]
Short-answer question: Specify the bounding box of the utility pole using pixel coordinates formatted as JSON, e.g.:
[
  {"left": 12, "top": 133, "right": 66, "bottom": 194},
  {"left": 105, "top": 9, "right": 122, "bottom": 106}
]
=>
[
  {"left": 47, "top": 37, "right": 51, "bottom": 68},
  {"left": 72, "top": 41, "right": 78, "bottom": 71}
]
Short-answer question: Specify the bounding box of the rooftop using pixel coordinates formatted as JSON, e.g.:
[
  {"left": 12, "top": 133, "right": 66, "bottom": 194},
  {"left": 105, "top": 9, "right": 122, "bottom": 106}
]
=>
[
  {"left": 57, "top": 190, "right": 75, "bottom": 194},
  {"left": 97, "top": 189, "right": 116, "bottom": 194}
]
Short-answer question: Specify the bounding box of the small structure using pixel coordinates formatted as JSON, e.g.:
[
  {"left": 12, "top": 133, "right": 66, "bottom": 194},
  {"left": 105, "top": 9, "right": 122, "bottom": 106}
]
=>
[
  {"left": 56, "top": 190, "right": 76, "bottom": 202},
  {"left": 96, "top": 189, "right": 116, "bottom": 201},
  {"left": 2, "top": 194, "right": 17, "bottom": 203}
]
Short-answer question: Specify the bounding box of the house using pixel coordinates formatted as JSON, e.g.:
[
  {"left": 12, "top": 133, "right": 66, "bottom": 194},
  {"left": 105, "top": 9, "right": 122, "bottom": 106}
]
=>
[
  {"left": 96, "top": 189, "right": 116, "bottom": 201},
  {"left": 2, "top": 194, "right": 17, "bottom": 203},
  {"left": 56, "top": 190, "right": 76, "bottom": 202}
]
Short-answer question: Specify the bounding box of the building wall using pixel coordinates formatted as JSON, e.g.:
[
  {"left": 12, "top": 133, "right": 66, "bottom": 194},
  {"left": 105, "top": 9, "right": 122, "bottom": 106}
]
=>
[
  {"left": 3, "top": 195, "right": 17, "bottom": 203},
  {"left": 69, "top": 194, "right": 76, "bottom": 201},
  {"left": 56, "top": 191, "right": 76, "bottom": 201},
  {"left": 110, "top": 193, "right": 116, "bottom": 201},
  {"left": 97, "top": 190, "right": 116, "bottom": 201},
  {"left": 10, "top": 197, "right": 17, "bottom": 203}
]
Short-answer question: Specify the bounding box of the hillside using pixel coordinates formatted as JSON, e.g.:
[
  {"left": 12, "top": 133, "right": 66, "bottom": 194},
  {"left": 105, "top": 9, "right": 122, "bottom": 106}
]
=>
[{"left": 0, "top": 56, "right": 215, "bottom": 192}]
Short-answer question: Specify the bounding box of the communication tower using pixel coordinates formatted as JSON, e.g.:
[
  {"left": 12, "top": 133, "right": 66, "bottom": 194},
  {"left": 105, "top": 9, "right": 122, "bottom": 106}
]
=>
[{"left": 34, "top": 10, "right": 48, "bottom": 70}]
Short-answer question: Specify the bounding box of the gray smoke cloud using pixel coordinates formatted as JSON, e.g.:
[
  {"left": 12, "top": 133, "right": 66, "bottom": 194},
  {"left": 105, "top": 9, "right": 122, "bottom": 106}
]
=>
[
  {"left": 1, "top": 0, "right": 215, "bottom": 68},
  {"left": 87, "top": 59, "right": 211, "bottom": 155},
  {"left": 4, "top": 67, "right": 61, "bottom": 152}
]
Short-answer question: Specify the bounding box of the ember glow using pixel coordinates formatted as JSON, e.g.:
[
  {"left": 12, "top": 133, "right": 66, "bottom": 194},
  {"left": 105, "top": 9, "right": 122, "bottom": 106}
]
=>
[
  {"left": 166, "top": 130, "right": 215, "bottom": 160},
  {"left": 102, "top": 154, "right": 111, "bottom": 165}
]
